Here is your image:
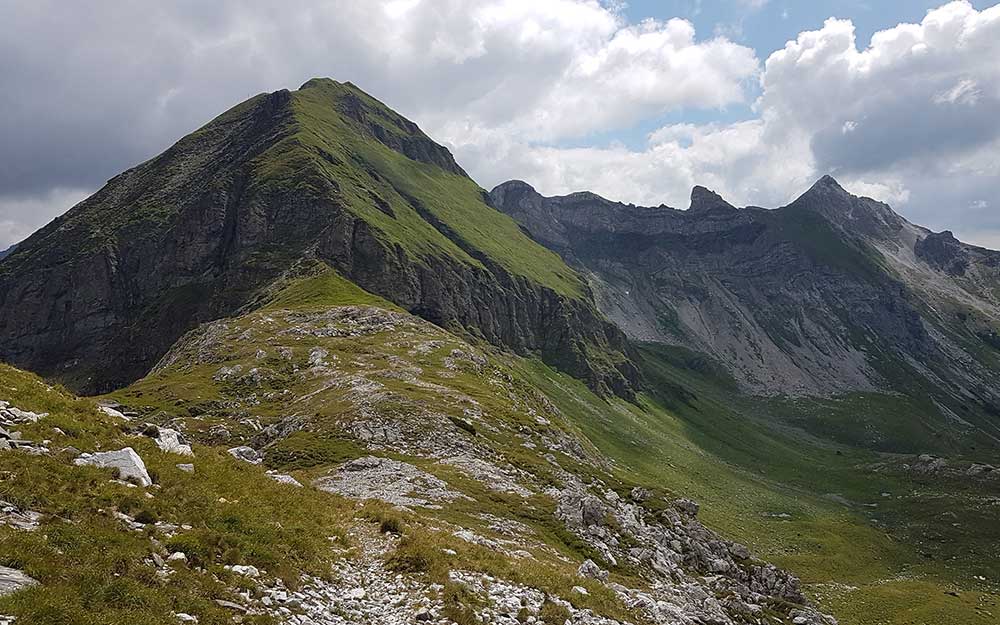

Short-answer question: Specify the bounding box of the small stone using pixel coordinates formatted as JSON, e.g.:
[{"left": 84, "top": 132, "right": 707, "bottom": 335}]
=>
[
  {"left": 227, "top": 446, "right": 262, "bottom": 464},
  {"left": 227, "top": 564, "right": 260, "bottom": 578},
  {"left": 267, "top": 473, "right": 302, "bottom": 487},
  {"left": 214, "top": 599, "right": 247, "bottom": 612},
  {"left": 346, "top": 587, "right": 366, "bottom": 600},
  {"left": 174, "top": 613, "right": 198, "bottom": 623},
  {"left": 98, "top": 406, "right": 129, "bottom": 421},
  {"left": 176, "top": 463, "right": 195, "bottom": 473}
]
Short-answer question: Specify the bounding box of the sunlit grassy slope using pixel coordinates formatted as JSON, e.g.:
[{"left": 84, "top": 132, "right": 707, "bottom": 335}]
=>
[
  {"left": 253, "top": 78, "right": 586, "bottom": 300},
  {"left": 119, "top": 268, "right": 1000, "bottom": 624},
  {"left": 515, "top": 344, "right": 999, "bottom": 625}
]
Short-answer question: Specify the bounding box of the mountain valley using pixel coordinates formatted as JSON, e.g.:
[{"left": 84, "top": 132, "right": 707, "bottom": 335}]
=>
[{"left": 0, "top": 79, "right": 997, "bottom": 625}]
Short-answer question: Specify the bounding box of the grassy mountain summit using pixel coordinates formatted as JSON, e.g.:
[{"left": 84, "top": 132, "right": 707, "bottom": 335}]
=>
[{"left": 0, "top": 78, "right": 634, "bottom": 396}]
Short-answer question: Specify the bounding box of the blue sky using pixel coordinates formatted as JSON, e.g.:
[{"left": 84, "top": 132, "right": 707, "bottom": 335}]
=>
[{"left": 1, "top": 0, "right": 999, "bottom": 249}]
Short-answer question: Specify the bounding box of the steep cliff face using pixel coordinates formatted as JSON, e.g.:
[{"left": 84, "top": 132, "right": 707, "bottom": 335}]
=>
[
  {"left": 0, "top": 79, "right": 635, "bottom": 396},
  {"left": 491, "top": 178, "right": 1000, "bottom": 411}
]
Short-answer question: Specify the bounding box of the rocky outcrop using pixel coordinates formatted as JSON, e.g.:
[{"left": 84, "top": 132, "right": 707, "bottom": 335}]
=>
[
  {"left": 0, "top": 566, "right": 37, "bottom": 598},
  {"left": 0, "top": 400, "right": 50, "bottom": 454},
  {"left": 915, "top": 230, "right": 969, "bottom": 276},
  {"left": 549, "top": 479, "right": 837, "bottom": 625},
  {"left": 313, "top": 456, "right": 469, "bottom": 508},
  {"left": 0, "top": 501, "right": 42, "bottom": 532}
]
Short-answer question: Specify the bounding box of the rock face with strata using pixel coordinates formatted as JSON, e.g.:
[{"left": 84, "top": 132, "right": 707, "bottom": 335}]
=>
[{"left": 491, "top": 177, "right": 1000, "bottom": 411}]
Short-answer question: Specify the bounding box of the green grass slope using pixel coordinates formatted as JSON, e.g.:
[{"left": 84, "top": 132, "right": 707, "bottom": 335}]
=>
[
  {"left": 260, "top": 78, "right": 586, "bottom": 299},
  {"left": 513, "top": 344, "right": 999, "bottom": 625}
]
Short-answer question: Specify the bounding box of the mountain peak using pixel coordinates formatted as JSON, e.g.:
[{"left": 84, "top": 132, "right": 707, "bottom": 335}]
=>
[
  {"left": 789, "top": 175, "right": 906, "bottom": 238},
  {"left": 815, "top": 174, "right": 845, "bottom": 189},
  {"left": 292, "top": 78, "right": 468, "bottom": 177},
  {"left": 799, "top": 174, "right": 852, "bottom": 201},
  {"left": 689, "top": 185, "right": 737, "bottom": 214},
  {"left": 298, "top": 77, "right": 338, "bottom": 90},
  {"left": 489, "top": 180, "right": 544, "bottom": 211},
  {"left": 492, "top": 179, "right": 537, "bottom": 194}
]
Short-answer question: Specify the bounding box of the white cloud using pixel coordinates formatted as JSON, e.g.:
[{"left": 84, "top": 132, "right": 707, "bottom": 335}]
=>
[{"left": 934, "top": 79, "right": 983, "bottom": 105}]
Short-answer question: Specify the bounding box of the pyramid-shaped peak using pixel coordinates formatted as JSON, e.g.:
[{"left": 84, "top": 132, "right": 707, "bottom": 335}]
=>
[
  {"left": 806, "top": 175, "right": 850, "bottom": 196},
  {"left": 290, "top": 78, "right": 467, "bottom": 177},
  {"left": 792, "top": 175, "right": 856, "bottom": 209}
]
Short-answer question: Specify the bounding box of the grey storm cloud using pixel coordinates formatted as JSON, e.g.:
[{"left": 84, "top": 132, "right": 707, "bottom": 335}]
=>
[{"left": 810, "top": 86, "right": 1000, "bottom": 177}]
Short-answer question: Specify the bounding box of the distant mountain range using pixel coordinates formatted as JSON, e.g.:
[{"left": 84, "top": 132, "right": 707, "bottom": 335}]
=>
[{"left": 491, "top": 177, "right": 1000, "bottom": 445}]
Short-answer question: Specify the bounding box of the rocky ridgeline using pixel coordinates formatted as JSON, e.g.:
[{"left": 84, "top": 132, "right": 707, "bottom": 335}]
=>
[
  {"left": 490, "top": 178, "right": 1000, "bottom": 406},
  {"left": 106, "top": 304, "right": 838, "bottom": 625}
]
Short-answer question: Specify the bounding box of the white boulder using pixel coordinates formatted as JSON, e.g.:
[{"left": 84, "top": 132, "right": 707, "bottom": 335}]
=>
[
  {"left": 227, "top": 446, "right": 262, "bottom": 464},
  {"left": 98, "top": 405, "right": 129, "bottom": 421},
  {"left": 74, "top": 447, "right": 152, "bottom": 486},
  {"left": 152, "top": 427, "right": 193, "bottom": 456}
]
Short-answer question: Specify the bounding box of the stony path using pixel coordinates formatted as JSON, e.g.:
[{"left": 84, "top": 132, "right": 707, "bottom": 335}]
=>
[{"left": 258, "top": 523, "right": 448, "bottom": 625}]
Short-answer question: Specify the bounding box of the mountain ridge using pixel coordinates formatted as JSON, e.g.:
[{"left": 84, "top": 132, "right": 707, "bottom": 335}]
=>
[{"left": 490, "top": 178, "right": 1000, "bottom": 446}]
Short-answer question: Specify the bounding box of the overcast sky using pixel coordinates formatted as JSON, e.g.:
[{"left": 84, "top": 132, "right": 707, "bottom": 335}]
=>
[{"left": 1, "top": 0, "right": 998, "bottom": 249}]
